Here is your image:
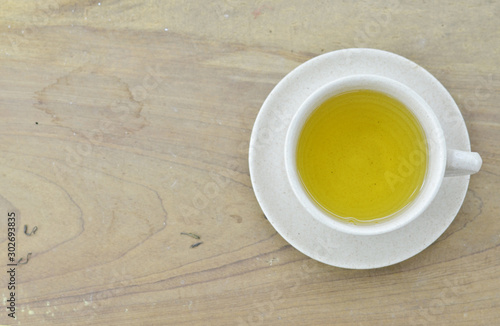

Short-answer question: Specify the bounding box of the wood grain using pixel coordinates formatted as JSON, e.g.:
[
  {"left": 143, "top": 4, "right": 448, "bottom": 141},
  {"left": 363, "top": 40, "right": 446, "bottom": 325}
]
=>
[{"left": 0, "top": 1, "right": 499, "bottom": 325}]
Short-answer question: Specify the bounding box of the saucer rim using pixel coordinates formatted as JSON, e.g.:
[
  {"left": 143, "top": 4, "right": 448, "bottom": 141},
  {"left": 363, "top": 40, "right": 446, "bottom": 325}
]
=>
[{"left": 249, "top": 48, "right": 471, "bottom": 269}]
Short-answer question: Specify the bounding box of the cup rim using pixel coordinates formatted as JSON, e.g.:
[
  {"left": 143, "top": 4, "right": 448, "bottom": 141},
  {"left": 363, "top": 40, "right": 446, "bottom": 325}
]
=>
[{"left": 284, "top": 74, "right": 447, "bottom": 236}]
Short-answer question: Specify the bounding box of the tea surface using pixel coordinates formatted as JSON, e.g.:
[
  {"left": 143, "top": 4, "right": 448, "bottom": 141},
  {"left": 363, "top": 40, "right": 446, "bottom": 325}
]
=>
[{"left": 296, "top": 90, "right": 427, "bottom": 223}]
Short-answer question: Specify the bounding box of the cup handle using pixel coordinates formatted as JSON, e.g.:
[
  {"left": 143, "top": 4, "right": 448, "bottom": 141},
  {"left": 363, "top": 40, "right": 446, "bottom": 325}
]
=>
[{"left": 445, "top": 149, "right": 482, "bottom": 177}]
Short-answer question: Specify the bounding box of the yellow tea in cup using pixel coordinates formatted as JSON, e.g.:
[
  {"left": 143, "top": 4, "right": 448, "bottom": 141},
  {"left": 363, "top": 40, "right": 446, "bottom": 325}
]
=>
[{"left": 296, "top": 89, "right": 427, "bottom": 224}]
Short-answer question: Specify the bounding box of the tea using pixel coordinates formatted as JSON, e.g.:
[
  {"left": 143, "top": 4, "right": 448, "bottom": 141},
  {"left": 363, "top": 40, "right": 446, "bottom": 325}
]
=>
[{"left": 296, "top": 89, "right": 427, "bottom": 223}]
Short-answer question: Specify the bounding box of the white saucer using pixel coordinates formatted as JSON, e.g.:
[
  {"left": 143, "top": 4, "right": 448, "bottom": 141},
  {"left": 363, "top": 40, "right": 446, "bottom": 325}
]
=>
[{"left": 249, "top": 48, "right": 471, "bottom": 269}]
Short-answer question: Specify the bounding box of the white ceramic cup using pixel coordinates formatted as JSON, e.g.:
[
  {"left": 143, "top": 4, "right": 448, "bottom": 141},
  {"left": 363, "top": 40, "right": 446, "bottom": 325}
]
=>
[{"left": 285, "top": 74, "right": 482, "bottom": 236}]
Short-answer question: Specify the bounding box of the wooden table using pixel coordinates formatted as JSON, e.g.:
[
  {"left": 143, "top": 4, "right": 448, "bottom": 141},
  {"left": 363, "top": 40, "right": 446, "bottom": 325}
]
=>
[{"left": 1, "top": 1, "right": 499, "bottom": 325}]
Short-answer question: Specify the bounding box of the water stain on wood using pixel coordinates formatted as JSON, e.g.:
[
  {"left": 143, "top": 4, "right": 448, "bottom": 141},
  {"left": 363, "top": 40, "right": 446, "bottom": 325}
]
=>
[{"left": 34, "top": 65, "right": 149, "bottom": 135}]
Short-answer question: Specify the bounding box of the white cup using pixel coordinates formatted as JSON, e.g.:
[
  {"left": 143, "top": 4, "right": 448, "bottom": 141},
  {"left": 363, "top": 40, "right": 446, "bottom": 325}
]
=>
[{"left": 285, "top": 75, "right": 482, "bottom": 236}]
